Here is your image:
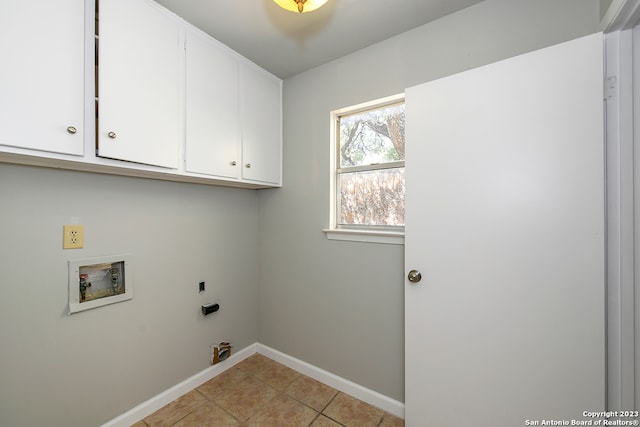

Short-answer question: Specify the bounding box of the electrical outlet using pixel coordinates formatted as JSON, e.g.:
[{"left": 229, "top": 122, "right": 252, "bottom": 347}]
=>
[
  {"left": 199, "top": 281, "right": 205, "bottom": 292},
  {"left": 63, "top": 225, "right": 84, "bottom": 249}
]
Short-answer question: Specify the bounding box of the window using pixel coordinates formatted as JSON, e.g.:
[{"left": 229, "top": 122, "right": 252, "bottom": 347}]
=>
[{"left": 325, "top": 95, "right": 405, "bottom": 244}]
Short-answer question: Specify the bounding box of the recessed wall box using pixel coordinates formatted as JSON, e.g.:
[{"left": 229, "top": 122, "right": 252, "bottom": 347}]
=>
[
  {"left": 202, "top": 303, "right": 219, "bottom": 316},
  {"left": 68, "top": 254, "right": 133, "bottom": 314},
  {"left": 211, "top": 341, "right": 232, "bottom": 365}
]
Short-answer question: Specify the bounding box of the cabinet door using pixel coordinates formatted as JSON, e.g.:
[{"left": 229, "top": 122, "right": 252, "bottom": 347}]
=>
[
  {"left": 98, "top": 0, "right": 180, "bottom": 169},
  {"left": 185, "top": 31, "right": 240, "bottom": 179},
  {"left": 0, "top": 0, "right": 84, "bottom": 156},
  {"left": 241, "top": 65, "right": 282, "bottom": 185}
]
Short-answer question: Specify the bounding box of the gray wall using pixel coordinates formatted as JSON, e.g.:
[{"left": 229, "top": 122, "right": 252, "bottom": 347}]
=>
[
  {"left": 0, "top": 1, "right": 603, "bottom": 425},
  {"left": 257, "top": 0, "right": 601, "bottom": 402},
  {"left": 0, "top": 164, "right": 259, "bottom": 426}
]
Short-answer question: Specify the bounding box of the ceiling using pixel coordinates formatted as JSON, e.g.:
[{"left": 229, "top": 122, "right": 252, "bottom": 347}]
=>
[{"left": 154, "top": 0, "right": 485, "bottom": 79}]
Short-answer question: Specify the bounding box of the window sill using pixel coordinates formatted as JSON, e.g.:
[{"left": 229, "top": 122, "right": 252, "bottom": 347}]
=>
[{"left": 322, "top": 229, "right": 404, "bottom": 245}]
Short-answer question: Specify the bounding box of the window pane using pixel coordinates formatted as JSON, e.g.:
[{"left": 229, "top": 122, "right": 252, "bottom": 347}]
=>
[
  {"left": 339, "top": 103, "right": 405, "bottom": 168},
  {"left": 339, "top": 168, "right": 405, "bottom": 227}
]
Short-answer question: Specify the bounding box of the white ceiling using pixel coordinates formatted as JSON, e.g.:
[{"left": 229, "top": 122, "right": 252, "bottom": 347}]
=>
[{"left": 154, "top": 0, "right": 485, "bottom": 79}]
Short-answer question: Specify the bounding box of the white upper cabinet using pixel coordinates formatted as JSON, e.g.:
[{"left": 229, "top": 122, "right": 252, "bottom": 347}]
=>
[
  {"left": 97, "top": 0, "right": 180, "bottom": 169},
  {"left": 0, "top": 0, "right": 85, "bottom": 156},
  {"left": 185, "top": 32, "right": 282, "bottom": 185},
  {"left": 0, "top": 0, "right": 282, "bottom": 188},
  {"left": 185, "top": 30, "right": 240, "bottom": 179},
  {"left": 241, "top": 65, "right": 282, "bottom": 185}
]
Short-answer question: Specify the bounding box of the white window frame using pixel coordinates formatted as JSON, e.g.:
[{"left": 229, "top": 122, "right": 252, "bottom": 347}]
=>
[{"left": 323, "top": 93, "right": 405, "bottom": 245}]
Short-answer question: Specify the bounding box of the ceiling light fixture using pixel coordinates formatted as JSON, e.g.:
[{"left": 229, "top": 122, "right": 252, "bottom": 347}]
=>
[{"left": 273, "top": 0, "right": 329, "bottom": 13}]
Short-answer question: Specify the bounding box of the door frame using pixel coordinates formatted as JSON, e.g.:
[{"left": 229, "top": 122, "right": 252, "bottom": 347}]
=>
[{"left": 602, "top": 0, "right": 640, "bottom": 412}]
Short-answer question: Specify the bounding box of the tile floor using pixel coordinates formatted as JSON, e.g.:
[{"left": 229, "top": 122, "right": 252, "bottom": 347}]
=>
[{"left": 131, "top": 353, "right": 404, "bottom": 427}]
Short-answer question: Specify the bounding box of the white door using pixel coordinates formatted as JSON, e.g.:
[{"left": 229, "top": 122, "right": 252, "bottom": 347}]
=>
[
  {"left": 185, "top": 30, "right": 240, "bottom": 179},
  {"left": 0, "top": 0, "right": 84, "bottom": 155},
  {"left": 98, "top": 0, "right": 180, "bottom": 169},
  {"left": 405, "top": 33, "right": 605, "bottom": 426},
  {"left": 241, "top": 64, "right": 282, "bottom": 185}
]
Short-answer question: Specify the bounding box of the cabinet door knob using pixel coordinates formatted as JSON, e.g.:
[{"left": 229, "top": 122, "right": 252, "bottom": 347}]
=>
[
  {"left": 107, "top": 131, "right": 117, "bottom": 139},
  {"left": 230, "top": 161, "right": 237, "bottom": 166},
  {"left": 66, "top": 126, "right": 77, "bottom": 134},
  {"left": 245, "top": 163, "right": 251, "bottom": 168}
]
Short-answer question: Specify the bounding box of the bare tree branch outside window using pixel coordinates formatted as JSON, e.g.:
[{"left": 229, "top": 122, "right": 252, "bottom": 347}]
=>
[{"left": 338, "top": 102, "right": 405, "bottom": 228}]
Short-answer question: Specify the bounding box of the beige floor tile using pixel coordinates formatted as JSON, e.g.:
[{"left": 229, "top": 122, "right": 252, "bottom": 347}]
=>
[
  {"left": 138, "top": 354, "right": 397, "bottom": 427},
  {"left": 310, "top": 415, "right": 344, "bottom": 426},
  {"left": 213, "top": 375, "right": 279, "bottom": 421},
  {"left": 322, "top": 392, "right": 383, "bottom": 427},
  {"left": 197, "top": 366, "right": 248, "bottom": 400},
  {"left": 379, "top": 412, "right": 405, "bottom": 427},
  {"left": 255, "top": 361, "right": 301, "bottom": 391},
  {"left": 244, "top": 393, "right": 319, "bottom": 427},
  {"left": 234, "top": 353, "right": 274, "bottom": 376},
  {"left": 285, "top": 375, "right": 338, "bottom": 412},
  {"left": 144, "top": 389, "right": 207, "bottom": 427},
  {"left": 172, "top": 400, "right": 240, "bottom": 427}
]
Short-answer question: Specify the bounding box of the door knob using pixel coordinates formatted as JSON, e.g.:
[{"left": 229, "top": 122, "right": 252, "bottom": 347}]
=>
[
  {"left": 107, "top": 131, "right": 117, "bottom": 139},
  {"left": 408, "top": 270, "right": 422, "bottom": 283}
]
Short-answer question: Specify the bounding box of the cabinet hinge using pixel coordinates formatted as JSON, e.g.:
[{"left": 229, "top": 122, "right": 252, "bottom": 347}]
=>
[{"left": 604, "top": 76, "right": 617, "bottom": 101}]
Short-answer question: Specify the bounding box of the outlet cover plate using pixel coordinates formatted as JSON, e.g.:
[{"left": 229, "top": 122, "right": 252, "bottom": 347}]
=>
[{"left": 63, "top": 225, "right": 84, "bottom": 249}]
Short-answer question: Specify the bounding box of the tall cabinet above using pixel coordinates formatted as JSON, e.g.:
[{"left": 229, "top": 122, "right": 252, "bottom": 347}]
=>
[
  {"left": 185, "top": 29, "right": 241, "bottom": 180},
  {"left": 0, "top": 0, "right": 85, "bottom": 156},
  {"left": 0, "top": 0, "right": 283, "bottom": 189},
  {"left": 97, "top": 0, "right": 181, "bottom": 169}
]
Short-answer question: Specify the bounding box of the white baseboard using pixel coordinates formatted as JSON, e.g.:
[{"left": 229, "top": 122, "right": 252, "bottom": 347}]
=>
[
  {"left": 101, "top": 343, "right": 256, "bottom": 427},
  {"left": 102, "top": 342, "right": 405, "bottom": 426},
  {"left": 256, "top": 343, "right": 405, "bottom": 419}
]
